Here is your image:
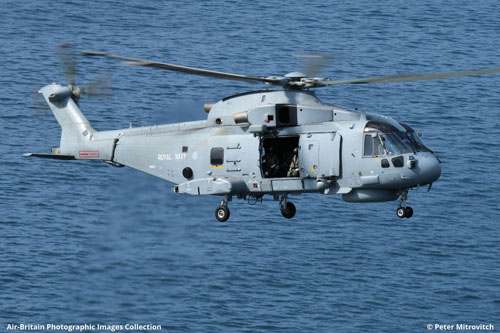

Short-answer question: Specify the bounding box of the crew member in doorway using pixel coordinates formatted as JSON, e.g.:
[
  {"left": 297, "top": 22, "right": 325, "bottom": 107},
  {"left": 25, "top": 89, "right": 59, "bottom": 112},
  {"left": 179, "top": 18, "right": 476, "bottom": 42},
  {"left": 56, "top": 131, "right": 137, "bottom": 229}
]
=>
[
  {"left": 265, "top": 146, "right": 280, "bottom": 177},
  {"left": 287, "top": 148, "right": 299, "bottom": 177}
]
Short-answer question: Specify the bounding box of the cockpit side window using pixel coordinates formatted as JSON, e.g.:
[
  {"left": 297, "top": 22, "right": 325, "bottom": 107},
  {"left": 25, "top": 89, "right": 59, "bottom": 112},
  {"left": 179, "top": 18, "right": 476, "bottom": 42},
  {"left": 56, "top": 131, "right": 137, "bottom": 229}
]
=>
[
  {"left": 364, "top": 133, "right": 386, "bottom": 157},
  {"left": 364, "top": 134, "right": 374, "bottom": 156},
  {"left": 382, "top": 132, "right": 413, "bottom": 155},
  {"left": 364, "top": 121, "right": 414, "bottom": 156}
]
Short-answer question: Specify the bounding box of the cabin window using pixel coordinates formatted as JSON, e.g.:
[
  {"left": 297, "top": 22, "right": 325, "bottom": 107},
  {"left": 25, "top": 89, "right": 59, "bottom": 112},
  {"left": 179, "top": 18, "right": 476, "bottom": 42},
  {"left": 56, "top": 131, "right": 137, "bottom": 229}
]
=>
[{"left": 210, "top": 147, "right": 224, "bottom": 165}]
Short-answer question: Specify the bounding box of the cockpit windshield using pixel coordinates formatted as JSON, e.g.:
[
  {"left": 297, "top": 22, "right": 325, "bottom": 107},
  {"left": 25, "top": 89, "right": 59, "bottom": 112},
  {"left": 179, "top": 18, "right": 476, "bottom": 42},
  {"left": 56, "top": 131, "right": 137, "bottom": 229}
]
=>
[
  {"left": 400, "top": 123, "right": 432, "bottom": 153},
  {"left": 363, "top": 121, "right": 414, "bottom": 157}
]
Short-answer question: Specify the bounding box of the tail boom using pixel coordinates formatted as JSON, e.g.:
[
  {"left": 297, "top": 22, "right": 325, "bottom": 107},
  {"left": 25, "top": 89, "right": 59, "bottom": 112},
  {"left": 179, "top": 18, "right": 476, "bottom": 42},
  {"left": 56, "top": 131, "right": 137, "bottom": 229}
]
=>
[{"left": 27, "top": 83, "right": 115, "bottom": 161}]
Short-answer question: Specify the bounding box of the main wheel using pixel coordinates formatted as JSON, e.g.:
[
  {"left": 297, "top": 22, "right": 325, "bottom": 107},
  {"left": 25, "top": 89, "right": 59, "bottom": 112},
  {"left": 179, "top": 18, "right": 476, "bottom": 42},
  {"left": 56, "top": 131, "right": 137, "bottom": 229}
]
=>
[
  {"left": 396, "top": 207, "right": 406, "bottom": 218},
  {"left": 405, "top": 206, "right": 414, "bottom": 218},
  {"left": 280, "top": 202, "right": 296, "bottom": 219},
  {"left": 215, "top": 205, "right": 230, "bottom": 222}
]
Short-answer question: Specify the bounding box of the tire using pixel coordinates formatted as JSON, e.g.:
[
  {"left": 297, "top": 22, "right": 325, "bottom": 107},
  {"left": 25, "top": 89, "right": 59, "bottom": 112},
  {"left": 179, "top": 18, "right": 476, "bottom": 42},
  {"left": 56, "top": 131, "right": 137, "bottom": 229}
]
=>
[
  {"left": 396, "top": 207, "right": 406, "bottom": 218},
  {"left": 281, "top": 202, "right": 296, "bottom": 219},
  {"left": 215, "top": 205, "right": 230, "bottom": 222},
  {"left": 405, "top": 206, "right": 414, "bottom": 218}
]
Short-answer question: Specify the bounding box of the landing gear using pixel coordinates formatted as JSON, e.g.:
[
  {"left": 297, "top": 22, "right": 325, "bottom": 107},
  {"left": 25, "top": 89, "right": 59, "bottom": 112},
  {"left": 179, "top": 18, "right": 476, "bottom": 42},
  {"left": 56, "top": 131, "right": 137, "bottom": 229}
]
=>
[
  {"left": 396, "top": 206, "right": 414, "bottom": 218},
  {"left": 279, "top": 196, "right": 296, "bottom": 219},
  {"left": 215, "top": 197, "right": 230, "bottom": 222},
  {"left": 404, "top": 206, "right": 413, "bottom": 218},
  {"left": 396, "top": 207, "right": 406, "bottom": 218},
  {"left": 213, "top": 195, "right": 298, "bottom": 221},
  {"left": 396, "top": 190, "right": 413, "bottom": 219},
  {"left": 215, "top": 205, "right": 230, "bottom": 222}
]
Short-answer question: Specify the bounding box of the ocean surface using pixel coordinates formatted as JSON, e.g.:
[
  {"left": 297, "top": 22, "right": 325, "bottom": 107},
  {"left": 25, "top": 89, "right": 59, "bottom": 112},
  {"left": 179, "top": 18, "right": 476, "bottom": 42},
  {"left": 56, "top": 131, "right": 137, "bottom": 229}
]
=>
[{"left": 1, "top": 1, "right": 499, "bottom": 332}]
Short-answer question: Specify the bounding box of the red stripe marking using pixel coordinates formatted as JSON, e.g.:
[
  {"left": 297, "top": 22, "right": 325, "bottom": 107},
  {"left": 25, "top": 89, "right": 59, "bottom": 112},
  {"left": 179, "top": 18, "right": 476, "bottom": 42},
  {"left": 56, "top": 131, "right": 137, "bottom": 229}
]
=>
[{"left": 79, "top": 150, "right": 100, "bottom": 158}]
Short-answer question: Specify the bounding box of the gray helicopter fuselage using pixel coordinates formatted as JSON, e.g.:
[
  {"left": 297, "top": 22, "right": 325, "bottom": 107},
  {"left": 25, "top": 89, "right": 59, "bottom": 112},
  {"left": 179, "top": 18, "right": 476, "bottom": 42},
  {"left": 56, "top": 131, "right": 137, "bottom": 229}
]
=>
[
  {"left": 33, "top": 48, "right": 500, "bottom": 221},
  {"left": 36, "top": 84, "right": 440, "bottom": 204}
]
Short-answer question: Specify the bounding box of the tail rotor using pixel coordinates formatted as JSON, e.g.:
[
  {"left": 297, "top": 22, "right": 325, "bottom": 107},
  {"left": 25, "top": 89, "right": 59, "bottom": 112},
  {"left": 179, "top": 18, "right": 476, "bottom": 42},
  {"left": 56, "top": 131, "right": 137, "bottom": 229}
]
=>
[{"left": 53, "top": 43, "right": 113, "bottom": 103}]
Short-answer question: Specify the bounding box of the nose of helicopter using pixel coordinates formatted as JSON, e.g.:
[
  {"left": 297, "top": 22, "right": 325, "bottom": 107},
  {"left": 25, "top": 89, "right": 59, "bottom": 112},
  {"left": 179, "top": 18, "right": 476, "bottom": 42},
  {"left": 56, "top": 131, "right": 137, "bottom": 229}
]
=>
[{"left": 417, "top": 153, "right": 441, "bottom": 185}]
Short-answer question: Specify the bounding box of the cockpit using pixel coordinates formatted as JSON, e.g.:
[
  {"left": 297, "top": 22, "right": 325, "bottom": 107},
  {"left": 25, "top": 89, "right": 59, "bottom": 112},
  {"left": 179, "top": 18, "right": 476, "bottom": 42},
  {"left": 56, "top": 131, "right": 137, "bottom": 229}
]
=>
[
  {"left": 364, "top": 121, "right": 435, "bottom": 158},
  {"left": 400, "top": 123, "right": 433, "bottom": 153}
]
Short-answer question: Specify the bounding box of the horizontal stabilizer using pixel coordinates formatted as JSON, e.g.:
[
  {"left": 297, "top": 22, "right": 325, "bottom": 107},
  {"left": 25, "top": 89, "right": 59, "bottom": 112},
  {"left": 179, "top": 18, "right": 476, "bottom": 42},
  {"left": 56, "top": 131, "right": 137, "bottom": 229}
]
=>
[{"left": 23, "top": 153, "right": 75, "bottom": 160}]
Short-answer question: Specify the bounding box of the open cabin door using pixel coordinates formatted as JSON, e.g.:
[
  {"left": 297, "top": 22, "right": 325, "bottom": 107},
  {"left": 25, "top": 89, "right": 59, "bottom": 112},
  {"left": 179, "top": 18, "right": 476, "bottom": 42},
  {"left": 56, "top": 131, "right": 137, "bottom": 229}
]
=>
[
  {"left": 299, "top": 132, "right": 341, "bottom": 178},
  {"left": 260, "top": 136, "right": 300, "bottom": 178},
  {"left": 260, "top": 136, "right": 304, "bottom": 192}
]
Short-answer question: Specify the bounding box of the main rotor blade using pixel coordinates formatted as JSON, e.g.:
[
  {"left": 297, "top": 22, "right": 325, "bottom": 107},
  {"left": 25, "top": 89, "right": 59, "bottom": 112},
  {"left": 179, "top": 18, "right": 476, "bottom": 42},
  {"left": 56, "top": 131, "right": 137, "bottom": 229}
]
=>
[
  {"left": 317, "top": 66, "right": 500, "bottom": 85},
  {"left": 83, "top": 51, "right": 283, "bottom": 85},
  {"left": 296, "top": 53, "right": 338, "bottom": 78}
]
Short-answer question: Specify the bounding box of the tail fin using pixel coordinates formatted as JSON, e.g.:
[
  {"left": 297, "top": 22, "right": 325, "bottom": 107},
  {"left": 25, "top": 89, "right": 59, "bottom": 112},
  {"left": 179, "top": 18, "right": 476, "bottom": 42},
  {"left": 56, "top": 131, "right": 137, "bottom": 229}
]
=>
[{"left": 39, "top": 83, "right": 96, "bottom": 157}]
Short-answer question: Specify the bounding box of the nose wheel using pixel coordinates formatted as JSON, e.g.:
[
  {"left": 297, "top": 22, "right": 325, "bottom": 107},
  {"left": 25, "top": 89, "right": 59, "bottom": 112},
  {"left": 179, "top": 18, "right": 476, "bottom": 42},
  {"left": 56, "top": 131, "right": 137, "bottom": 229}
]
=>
[{"left": 396, "top": 190, "right": 414, "bottom": 219}]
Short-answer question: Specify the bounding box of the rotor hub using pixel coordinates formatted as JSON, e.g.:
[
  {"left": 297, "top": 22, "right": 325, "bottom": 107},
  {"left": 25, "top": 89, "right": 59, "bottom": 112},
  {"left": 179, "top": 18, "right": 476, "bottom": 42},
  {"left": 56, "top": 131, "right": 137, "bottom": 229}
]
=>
[{"left": 284, "top": 72, "right": 307, "bottom": 81}]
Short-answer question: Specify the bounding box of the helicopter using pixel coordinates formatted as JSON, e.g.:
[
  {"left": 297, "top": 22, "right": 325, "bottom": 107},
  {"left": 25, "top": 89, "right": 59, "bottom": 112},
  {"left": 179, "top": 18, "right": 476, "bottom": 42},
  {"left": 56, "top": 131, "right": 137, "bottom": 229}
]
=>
[{"left": 26, "top": 46, "right": 500, "bottom": 222}]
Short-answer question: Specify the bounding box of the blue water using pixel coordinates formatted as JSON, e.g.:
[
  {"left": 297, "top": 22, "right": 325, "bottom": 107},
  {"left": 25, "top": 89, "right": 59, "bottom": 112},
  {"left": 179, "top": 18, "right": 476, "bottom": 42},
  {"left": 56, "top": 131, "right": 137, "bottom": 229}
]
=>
[{"left": 1, "top": 1, "right": 500, "bottom": 332}]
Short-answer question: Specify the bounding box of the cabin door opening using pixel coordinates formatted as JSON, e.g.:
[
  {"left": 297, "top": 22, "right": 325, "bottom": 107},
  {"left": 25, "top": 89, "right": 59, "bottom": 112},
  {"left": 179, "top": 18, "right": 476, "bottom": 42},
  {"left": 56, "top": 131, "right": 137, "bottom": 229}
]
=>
[{"left": 261, "top": 137, "right": 299, "bottom": 178}]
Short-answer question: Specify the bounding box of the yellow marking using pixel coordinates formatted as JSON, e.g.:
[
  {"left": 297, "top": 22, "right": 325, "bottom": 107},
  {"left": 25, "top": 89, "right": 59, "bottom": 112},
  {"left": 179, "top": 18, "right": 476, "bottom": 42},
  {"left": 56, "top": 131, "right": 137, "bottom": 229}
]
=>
[
  {"left": 376, "top": 157, "right": 380, "bottom": 161},
  {"left": 309, "top": 166, "right": 317, "bottom": 174},
  {"left": 210, "top": 166, "right": 224, "bottom": 169}
]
